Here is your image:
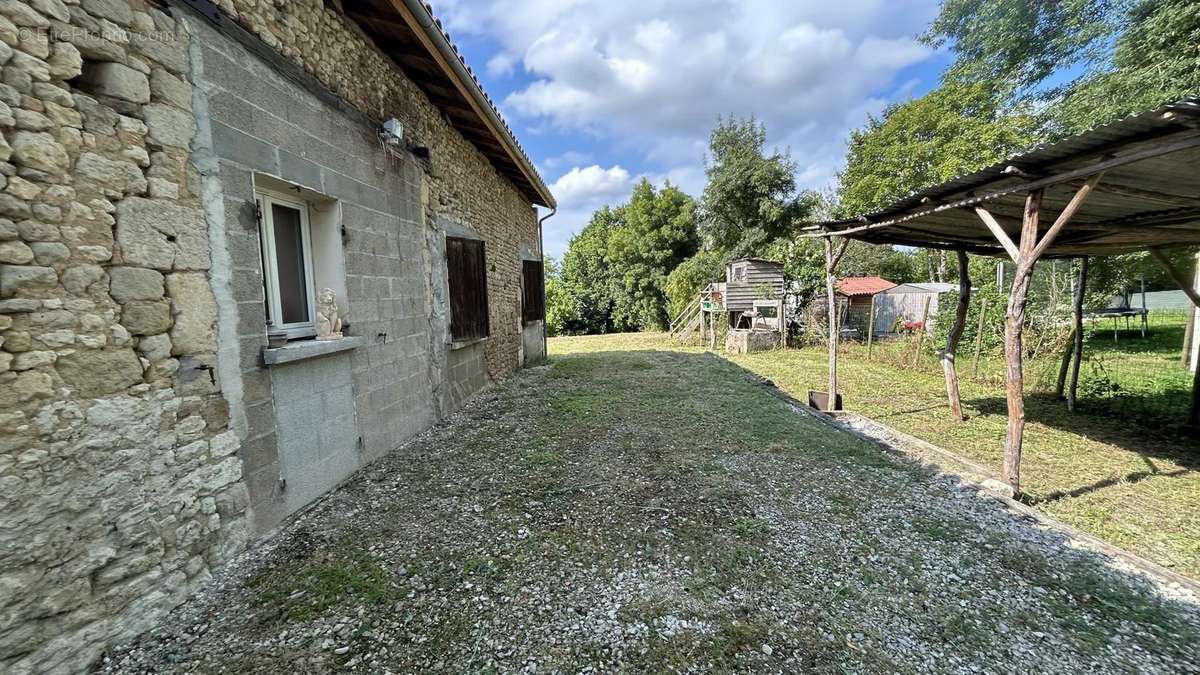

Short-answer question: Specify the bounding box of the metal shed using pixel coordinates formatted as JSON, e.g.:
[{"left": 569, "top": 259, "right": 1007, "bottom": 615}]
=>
[{"left": 876, "top": 282, "right": 958, "bottom": 334}]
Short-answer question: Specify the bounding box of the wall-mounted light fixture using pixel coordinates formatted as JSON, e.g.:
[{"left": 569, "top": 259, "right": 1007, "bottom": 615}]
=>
[{"left": 381, "top": 118, "right": 404, "bottom": 145}]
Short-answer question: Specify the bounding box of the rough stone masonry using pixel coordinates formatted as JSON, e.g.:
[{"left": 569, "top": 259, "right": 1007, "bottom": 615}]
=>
[{"left": 0, "top": 0, "right": 546, "bottom": 672}]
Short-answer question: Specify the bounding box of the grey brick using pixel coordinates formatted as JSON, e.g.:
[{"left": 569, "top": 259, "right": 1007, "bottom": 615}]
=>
[
  {"left": 278, "top": 150, "right": 323, "bottom": 191},
  {"left": 212, "top": 120, "right": 278, "bottom": 174}
]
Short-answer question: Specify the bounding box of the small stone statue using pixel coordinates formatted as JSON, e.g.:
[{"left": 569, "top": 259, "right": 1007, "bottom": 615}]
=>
[{"left": 315, "top": 287, "right": 343, "bottom": 341}]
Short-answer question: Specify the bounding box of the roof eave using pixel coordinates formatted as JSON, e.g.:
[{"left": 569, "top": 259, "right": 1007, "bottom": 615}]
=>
[{"left": 355, "top": 1, "right": 555, "bottom": 208}]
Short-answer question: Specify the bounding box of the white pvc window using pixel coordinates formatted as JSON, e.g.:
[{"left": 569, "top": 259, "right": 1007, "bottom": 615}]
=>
[{"left": 256, "top": 191, "right": 317, "bottom": 338}]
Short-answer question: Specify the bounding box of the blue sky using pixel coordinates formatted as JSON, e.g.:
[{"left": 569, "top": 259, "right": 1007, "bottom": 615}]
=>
[{"left": 433, "top": 1, "right": 954, "bottom": 257}]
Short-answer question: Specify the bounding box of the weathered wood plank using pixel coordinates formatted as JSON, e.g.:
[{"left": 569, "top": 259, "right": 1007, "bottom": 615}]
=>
[{"left": 975, "top": 206, "right": 1021, "bottom": 262}]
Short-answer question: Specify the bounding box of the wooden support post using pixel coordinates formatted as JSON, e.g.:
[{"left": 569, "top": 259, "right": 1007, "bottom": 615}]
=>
[
  {"left": 972, "top": 297, "right": 987, "bottom": 378},
  {"left": 1150, "top": 248, "right": 1200, "bottom": 308},
  {"left": 941, "top": 250, "right": 971, "bottom": 422},
  {"left": 1001, "top": 189, "right": 1043, "bottom": 495},
  {"left": 1068, "top": 257, "right": 1089, "bottom": 412},
  {"left": 824, "top": 235, "right": 849, "bottom": 411},
  {"left": 1055, "top": 331, "right": 1073, "bottom": 399},
  {"left": 992, "top": 176, "right": 1102, "bottom": 494},
  {"left": 866, "top": 295, "right": 877, "bottom": 359},
  {"left": 779, "top": 298, "right": 786, "bottom": 349}
]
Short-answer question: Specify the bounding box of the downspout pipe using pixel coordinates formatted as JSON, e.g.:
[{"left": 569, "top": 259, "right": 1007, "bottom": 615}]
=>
[
  {"left": 538, "top": 207, "right": 556, "bottom": 360},
  {"left": 398, "top": 0, "right": 556, "bottom": 210}
]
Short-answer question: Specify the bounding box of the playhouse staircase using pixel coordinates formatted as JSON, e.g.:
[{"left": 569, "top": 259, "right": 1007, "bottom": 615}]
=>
[{"left": 668, "top": 296, "right": 702, "bottom": 340}]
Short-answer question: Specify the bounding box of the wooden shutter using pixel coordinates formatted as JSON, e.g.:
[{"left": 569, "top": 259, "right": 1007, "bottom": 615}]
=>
[
  {"left": 447, "top": 237, "right": 489, "bottom": 341},
  {"left": 522, "top": 260, "right": 545, "bottom": 323}
]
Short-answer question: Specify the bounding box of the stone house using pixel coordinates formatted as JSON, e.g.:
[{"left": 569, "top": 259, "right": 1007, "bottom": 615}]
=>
[{"left": 0, "top": 0, "right": 554, "bottom": 672}]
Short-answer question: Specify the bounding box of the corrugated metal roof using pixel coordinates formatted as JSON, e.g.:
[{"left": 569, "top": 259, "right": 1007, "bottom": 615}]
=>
[{"left": 809, "top": 97, "right": 1200, "bottom": 258}]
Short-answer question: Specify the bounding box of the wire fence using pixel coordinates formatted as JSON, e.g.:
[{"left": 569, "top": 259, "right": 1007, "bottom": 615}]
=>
[{"left": 840, "top": 308, "right": 1193, "bottom": 426}]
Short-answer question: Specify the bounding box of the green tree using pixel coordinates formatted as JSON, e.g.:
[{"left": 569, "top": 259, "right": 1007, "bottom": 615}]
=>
[
  {"left": 839, "top": 242, "right": 920, "bottom": 284},
  {"left": 923, "top": 0, "right": 1200, "bottom": 134},
  {"left": 1053, "top": 0, "right": 1200, "bottom": 135},
  {"left": 700, "top": 117, "right": 817, "bottom": 258},
  {"left": 557, "top": 208, "right": 621, "bottom": 335},
  {"left": 838, "top": 83, "right": 1039, "bottom": 216},
  {"left": 543, "top": 256, "right": 570, "bottom": 337},
  {"left": 608, "top": 180, "right": 700, "bottom": 331},
  {"left": 923, "top": 0, "right": 1118, "bottom": 100},
  {"left": 665, "top": 250, "right": 725, "bottom": 320}
]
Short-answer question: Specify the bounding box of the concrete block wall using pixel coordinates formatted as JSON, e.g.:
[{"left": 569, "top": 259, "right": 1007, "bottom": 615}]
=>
[
  {"left": 269, "top": 351, "right": 359, "bottom": 513},
  {"left": 215, "top": 0, "right": 543, "bottom": 382},
  {"left": 189, "top": 0, "right": 544, "bottom": 534},
  {"left": 189, "top": 16, "right": 444, "bottom": 533}
]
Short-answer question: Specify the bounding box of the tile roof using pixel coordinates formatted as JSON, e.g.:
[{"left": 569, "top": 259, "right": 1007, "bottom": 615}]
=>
[{"left": 837, "top": 276, "right": 897, "bottom": 296}]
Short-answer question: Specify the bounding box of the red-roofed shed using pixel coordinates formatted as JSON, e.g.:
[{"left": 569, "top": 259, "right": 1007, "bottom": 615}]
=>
[
  {"left": 836, "top": 276, "right": 896, "bottom": 332},
  {"left": 837, "top": 276, "right": 897, "bottom": 297}
]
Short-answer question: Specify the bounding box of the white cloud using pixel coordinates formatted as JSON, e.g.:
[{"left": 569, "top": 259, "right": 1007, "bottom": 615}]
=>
[
  {"left": 550, "top": 165, "right": 633, "bottom": 204},
  {"left": 541, "top": 165, "right": 632, "bottom": 258},
  {"left": 435, "top": 0, "right": 943, "bottom": 252},
  {"left": 486, "top": 52, "right": 517, "bottom": 77}
]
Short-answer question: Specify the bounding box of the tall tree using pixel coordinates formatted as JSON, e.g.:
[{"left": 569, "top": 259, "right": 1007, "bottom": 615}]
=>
[
  {"left": 1053, "top": 0, "right": 1200, "bottom": 135},
  {"left": 924, "top": 0, "right": 1200, "bottom": 134},
  {"left": 838, "top": 82, "right": 1039, "bottom": 217},
  {"left": 700, "top": 117, "right": 817, "bottom": 258},
  {"left": 923, "top": 0, "right": 1119, "bottom": 101},
  {"left": 557, "top": 208, "right": 621, "bottom": 335},
  {"left": 608, "top": 180, "right": 700, "bottom": 330}
]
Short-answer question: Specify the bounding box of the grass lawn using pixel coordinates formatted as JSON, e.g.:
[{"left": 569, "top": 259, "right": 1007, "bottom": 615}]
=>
[
  {"left": 556, "top": 315, "right": 1200, "bottom": 582},
  {"left": 104, "top": 342, "right": 1198, "bottom": 673}
]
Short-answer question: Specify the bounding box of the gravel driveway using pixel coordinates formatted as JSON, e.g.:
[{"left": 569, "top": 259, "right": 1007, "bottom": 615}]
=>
[{"left": 101, "top": 346, "right": 1200, "bottom": 673}]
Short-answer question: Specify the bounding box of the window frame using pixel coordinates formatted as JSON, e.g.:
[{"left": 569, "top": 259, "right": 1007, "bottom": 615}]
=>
[
  {"left": 256, "top": 190, "right": 318, "bottom": 339},
  {"left": 446, "top": 236, "right": 490, "bottom": 343}
]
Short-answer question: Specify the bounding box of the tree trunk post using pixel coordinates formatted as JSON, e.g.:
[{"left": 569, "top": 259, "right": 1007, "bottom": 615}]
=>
[
  {"left": 1001, "top": 189, "right": 1043, "bottom": 495},
  {"left": 1055, "top": 333, "right": 1074, "bottom": 399},
  {"left": 1149, "top": 248, "right": 1200, "bottom": 428},
  {"left": 1068, "top": 256, "right": 1089, "bottom": 412},
  {"left": 824, "top": 235, "right": 849, "bottom": 411},
  {"left": 941, "top": 250, "right": 971, "bottom": 422}
]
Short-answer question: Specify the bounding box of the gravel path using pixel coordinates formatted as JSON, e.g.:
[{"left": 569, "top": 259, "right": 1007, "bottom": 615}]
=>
[{"left": 100, "top": 348, "right": 1200, "bottom": 673}]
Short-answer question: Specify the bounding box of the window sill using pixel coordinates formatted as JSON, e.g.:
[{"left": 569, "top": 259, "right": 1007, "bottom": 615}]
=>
[
  {"left": 449, "top": 336, "right": 488, "bottom": 351},
  {"left": 262, "top": 335, "right": 367, "bottom": 366}
]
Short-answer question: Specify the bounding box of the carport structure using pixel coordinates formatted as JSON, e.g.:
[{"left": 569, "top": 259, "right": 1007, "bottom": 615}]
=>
[{"left": 808, "top": 97, "right": 1200, "bottom": 495}]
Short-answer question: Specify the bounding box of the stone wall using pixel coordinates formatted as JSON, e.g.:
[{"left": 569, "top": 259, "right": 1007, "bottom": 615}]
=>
[
  {"left": 0, "top": 0, "right": 543, "bottom": 671},
  {"left": 0, "top": 2, "right": 250, "bottom": 673}
]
